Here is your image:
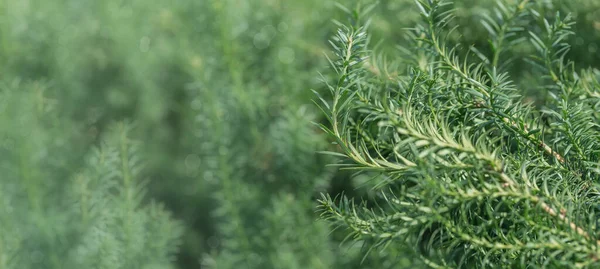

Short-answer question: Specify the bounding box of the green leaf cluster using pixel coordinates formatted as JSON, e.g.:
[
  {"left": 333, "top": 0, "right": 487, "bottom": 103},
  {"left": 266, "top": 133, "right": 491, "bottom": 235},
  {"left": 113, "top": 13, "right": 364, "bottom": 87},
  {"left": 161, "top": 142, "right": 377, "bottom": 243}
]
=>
[
  {"left": 318, "top": 0, "right": 600, "bottom": 267},
  {"left": 0, "top": 81, "right": 181, "bottom": 269}
]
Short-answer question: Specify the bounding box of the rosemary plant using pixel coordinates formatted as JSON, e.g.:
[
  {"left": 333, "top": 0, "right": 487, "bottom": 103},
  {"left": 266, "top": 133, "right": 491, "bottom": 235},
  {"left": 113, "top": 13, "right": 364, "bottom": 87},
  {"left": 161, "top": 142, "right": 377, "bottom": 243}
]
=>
[
  {"left": 0, "top": 81, "right": 181, "bottom": 269},
  {"left": 317, "top": 0, "right": 600, "bottom": 267}
]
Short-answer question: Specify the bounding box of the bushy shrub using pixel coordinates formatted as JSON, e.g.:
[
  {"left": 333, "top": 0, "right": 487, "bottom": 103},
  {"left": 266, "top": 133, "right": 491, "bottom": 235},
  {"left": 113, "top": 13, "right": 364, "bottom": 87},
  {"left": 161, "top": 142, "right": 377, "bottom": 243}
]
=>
[
  {"left": 2, "top": 0, "right": 600, "bottom": 268},
  {"left": 318, "top": 0, "right": 600, "bottom": 267},
  {"left": 0, "top": 80, "right": 181, "bottom": 269}
]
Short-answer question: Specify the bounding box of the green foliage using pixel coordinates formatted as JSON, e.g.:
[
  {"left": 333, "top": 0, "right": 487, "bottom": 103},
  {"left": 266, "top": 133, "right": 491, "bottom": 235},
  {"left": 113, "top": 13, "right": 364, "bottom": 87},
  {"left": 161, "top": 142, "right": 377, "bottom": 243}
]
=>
[
  {"left": 191, "top": 1, "right": 348, "bottom": 267},
  {"left": 0, "top": 81, "right": 181, "bottom": 269},
  {"left": 318, "top": 0, "right": 600, "bottom": 267},
  {"left": 2, "top": 0, "right": 600, "bottom": 268}
]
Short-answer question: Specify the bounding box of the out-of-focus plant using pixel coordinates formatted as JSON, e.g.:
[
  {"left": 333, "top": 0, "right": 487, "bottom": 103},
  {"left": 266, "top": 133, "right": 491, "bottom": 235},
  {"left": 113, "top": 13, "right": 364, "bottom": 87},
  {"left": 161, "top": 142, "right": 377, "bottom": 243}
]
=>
[{"left": 0, "top": 80, "right": 181, "bottom": 269}]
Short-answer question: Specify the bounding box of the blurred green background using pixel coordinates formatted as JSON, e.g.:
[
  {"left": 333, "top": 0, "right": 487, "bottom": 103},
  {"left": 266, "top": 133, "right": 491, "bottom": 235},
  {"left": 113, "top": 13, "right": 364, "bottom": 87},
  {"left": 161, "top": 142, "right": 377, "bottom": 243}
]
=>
[{"left": 0, "top": 0, "right": 599, "bottom": 268}]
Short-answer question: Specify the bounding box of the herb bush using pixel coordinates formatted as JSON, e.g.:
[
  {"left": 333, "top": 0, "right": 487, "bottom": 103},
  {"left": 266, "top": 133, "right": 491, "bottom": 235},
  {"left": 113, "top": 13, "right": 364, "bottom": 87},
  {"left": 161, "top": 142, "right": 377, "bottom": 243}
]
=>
[
  {"left": 318, "top": 0, "right": 600, "bottom": 267},
  {"left": 1, "top": 0, "right": 600, "bottom": 268},
  {"left": 0, "top": 81, "right": 181, "bottom": 268}
]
